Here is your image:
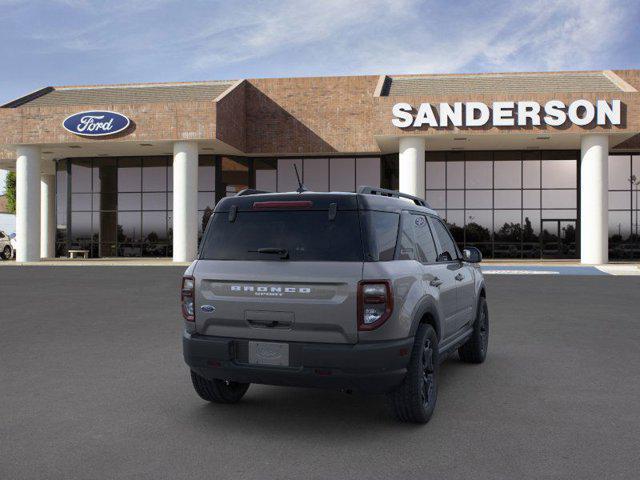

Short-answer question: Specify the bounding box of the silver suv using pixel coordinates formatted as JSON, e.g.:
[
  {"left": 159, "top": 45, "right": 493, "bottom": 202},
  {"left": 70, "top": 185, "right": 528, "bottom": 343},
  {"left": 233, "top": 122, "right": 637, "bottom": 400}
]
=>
[{"left": 182, "top": 187, "right": 488, "bottom": 423}]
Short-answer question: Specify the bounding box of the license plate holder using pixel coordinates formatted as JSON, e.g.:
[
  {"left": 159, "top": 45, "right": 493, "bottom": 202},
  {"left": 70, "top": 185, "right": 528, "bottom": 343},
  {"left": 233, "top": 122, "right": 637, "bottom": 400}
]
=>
[{"left": 248, "top": 341, "right": 290, "bottom": 367}]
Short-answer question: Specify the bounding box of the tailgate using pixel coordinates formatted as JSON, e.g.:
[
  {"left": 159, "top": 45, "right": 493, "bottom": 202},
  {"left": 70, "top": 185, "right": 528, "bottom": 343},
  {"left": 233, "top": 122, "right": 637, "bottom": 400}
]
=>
[{"left": 194, "top": 260, "right": 363, "bottom": 344}]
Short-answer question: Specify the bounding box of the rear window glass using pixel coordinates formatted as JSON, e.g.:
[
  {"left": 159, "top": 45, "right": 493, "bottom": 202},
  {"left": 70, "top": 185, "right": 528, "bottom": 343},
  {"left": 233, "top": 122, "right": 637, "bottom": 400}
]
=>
[{"left": 200, "top": 211, "right": 363, "bottom": 262}]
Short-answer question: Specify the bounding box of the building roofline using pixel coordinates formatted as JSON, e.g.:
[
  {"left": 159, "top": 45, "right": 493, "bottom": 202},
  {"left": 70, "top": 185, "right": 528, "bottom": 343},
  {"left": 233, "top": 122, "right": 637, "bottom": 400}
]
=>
[{"left": 1, "top": 86, "right": 54, "bottom": 108}]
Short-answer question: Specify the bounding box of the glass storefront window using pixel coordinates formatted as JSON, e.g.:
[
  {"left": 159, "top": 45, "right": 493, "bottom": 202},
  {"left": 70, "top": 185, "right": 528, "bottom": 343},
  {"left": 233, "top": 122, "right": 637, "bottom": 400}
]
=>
[
  {"left": 426, "top": 161, "right": 445, "bottom": 189},
  {"left": 71, "top": 159, "right": 92, "bottom": 192},
  {"left": 465, "top": 161, "right": 492, "bottom": 189},
  {"left": 425, "top": 151, "right": 580, "bottom": 259},
  {"left": 356, "top": 157, "right": 380, "bottom": 189},
  {"left": 255, "top": 158, "right": 277, "bottom": 191},
  {"left": 608, "top": 154, "right": 639, "bottom": 259},
  {"left": 541, "top": 159, "right": 576, "bottom": 188},
  {"left": 329, "top": 157, "right": 355, "bottom": 192},
  {"left": 304, "top": 158, "right": 329, "bottom": 192},
  {"left": 494, "top": 161, "right": 520, "bottom": 188}
]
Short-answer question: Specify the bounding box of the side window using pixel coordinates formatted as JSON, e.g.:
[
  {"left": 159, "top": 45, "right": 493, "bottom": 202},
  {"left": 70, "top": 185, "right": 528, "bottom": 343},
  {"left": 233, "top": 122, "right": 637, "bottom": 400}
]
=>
[
  {"left": 0, "top": 232, "right": 5, "bottom": 239},
  {"left": 412, "top": 214, "right": 438, "bottom": 263},
  {"left": 397, "top": 214, "right": 416, "bottom": 260},
  {"left": 429, "top": 217, "right": 459, "bottom": 262},
  {"left": 365, "top": 211, "right": 399, "bottom": 261}
]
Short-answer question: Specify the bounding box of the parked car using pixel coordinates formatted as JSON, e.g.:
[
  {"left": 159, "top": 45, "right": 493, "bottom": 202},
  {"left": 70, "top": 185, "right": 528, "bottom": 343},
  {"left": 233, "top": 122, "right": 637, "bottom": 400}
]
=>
[
  {"left": 181, "top": 187, "right": 488, "bottom": 423},
  {"left": 0, "top": 230, "right": 14, "bottom": 260}
]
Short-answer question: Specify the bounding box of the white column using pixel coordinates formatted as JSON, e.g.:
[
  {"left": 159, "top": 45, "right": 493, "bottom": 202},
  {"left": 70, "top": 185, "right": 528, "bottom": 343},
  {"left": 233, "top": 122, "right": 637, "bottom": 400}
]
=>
[
  {"left": 16, "top": 146, "right": 41, "bottom": 262},
  {"left": 40, "top": 161, "right": 56, "bottom": 259},
  {"left": 399, "top": 137, "right": 425, "bottom": 198},
  {"left": 580, "top": 134, "right": 609, "bottom": 264},
  {"left": 173, "top": 141, "right": 199, "bottom": 262}
]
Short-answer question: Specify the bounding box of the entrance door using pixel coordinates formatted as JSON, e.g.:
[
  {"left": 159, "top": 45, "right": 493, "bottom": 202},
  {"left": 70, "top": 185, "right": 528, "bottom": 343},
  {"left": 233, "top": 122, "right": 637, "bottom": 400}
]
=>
[{"left": 540, "top": 219, "right": 577, "bottom": 259}]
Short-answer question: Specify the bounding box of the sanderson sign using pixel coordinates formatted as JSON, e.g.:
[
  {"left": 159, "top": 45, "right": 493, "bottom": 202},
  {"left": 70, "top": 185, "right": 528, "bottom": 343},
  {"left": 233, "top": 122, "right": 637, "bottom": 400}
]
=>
[
  {"left": 391, "top": 99, "right": 622, "bottom": 128},
  {"left": 63, "top": 110, "right": 131, "bottom": 137}
]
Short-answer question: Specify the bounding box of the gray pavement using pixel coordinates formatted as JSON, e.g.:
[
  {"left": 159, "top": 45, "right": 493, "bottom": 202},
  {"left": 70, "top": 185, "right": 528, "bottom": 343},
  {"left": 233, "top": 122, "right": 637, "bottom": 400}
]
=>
[{"left": 1, "top": 267, "right": 639, "bottom": 480}]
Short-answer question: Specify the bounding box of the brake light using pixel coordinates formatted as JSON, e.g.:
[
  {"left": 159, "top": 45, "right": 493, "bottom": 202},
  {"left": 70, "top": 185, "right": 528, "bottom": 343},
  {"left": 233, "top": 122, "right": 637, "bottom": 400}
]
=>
[
  {"left": 357, "top": 280, "right": 393, "bottom": 331},
  {"left": 181, "top": 276, "right": 195, "bottom": 321},
  {"left": 252, "top": 201, "right": 313, "bottom": 209}
]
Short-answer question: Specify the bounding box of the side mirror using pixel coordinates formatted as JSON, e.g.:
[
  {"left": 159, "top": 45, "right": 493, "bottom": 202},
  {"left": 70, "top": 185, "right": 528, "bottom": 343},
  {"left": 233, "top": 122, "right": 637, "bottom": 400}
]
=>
[{"left": 462, "top": 247, "right": 482, "bottom": 263}]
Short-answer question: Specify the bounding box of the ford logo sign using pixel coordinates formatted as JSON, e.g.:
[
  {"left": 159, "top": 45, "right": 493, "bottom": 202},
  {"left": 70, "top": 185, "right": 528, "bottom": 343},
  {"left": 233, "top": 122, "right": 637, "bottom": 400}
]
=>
[
  {"left": 62, "top": 110, "right": 130, "bottom": 137},
  {"left": 200, "top": 305, "right": 216, "bottom": 313}
]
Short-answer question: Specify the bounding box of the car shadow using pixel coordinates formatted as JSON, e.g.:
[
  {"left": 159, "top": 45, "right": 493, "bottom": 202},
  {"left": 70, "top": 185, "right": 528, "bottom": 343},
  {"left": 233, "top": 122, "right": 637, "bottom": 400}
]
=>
[{"left": 184, "top": 355, "right": 469, "bottom": 434}]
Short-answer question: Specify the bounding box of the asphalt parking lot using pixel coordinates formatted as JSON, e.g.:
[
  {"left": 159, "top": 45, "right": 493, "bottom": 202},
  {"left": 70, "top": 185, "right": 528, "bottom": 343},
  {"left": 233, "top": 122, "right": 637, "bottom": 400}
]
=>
[{"left": 1, "top": 267, "right": 639, "bottom": 480}]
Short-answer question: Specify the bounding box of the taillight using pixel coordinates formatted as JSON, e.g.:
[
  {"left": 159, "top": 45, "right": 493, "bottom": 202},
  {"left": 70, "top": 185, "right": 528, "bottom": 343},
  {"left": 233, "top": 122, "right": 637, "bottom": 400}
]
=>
[
  {"left": 181, "top": 276, "right": 195, "bottom": 321},
  {"left": 358, "top": 280, "right": 393, "bottom": 331}
]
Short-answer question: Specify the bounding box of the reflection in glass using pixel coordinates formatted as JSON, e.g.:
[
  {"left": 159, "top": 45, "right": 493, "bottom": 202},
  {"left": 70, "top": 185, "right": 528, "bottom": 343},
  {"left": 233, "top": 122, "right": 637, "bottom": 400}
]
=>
[
  {"left": 143, "top": 157, "right": 167, "bottom": 192},
  {"left": 304, "top": 158, "right": 329, "bottom": 192},
  {"left": 426, "top": 162, "right": 445, "bottom": 189},
  {"left": 143, "top": 193, "right": 167, "bottom": 211},
  {"left": 71, "top": 194, "right": 92, "bottom": 211},
  {"left": 447, "top": 162, "right": 464, "bottom": 189},
  {"left": 465, "top": 190, "right": 492, "bottom": 209},
  {"left": 494, "top": 161, "right": 521, "bottom": 188},
  {"left": 608, "top": 155, "right": 630, "bottom": 189},
  {"left": 494, "top": 190, "right": 521, "bottom": 209},
  {"left": 198, "top": 156, "right": 215, "bottom": 191},
  {"left": 523, "top": 160, "right": 541, "bottom": 188},
  {"left": 541, "top": 160, "right": 576, "bottom": 188},
  {"left": 425, "top": 190, "right": 446, "bottom": 209},
  {"left": 118, "top": 193, "right": 141, "bottom": 211},
  {"left": 447, "top": 190, "right": 464, "bottom": 209},
  {"left": 329, "top": 158, "right": 355, "bottom": 192},
  {"left": 465, "top": 161, "right": 492, "bottom": 189},
  {"left": 255, "top": 158, "right": 277, "bottom": 191},
  {"left": 445, "top": 210, "right": 465, "bottom": 243},
  {"left": 542, "top": 190, "right": 576, "bottom": 209},
  {"left": 71, "top": 159, "right": 92, "bottom": 192},
  {"left": 118, "top": 158, "right": 142, "bottom": 192},
  {"left": 356, "top": 157, "right": 380, "bottom": 189},
  {"left": 523, "top": 190, "right": 540, "bottom": 209}
]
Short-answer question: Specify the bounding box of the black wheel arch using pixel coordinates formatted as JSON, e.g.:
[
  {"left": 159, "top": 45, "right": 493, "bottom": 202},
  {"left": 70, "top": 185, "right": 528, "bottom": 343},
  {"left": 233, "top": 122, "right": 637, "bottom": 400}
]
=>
[{"left": 409, "top": 296, "right": 442, "bottom": 341}]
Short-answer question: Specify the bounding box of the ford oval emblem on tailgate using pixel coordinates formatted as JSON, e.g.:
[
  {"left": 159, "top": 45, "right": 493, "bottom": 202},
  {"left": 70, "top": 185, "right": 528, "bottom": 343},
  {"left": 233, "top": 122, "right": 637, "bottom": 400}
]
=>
[{"left": 200, "top": 305, "right": 216, "bottom": 312}]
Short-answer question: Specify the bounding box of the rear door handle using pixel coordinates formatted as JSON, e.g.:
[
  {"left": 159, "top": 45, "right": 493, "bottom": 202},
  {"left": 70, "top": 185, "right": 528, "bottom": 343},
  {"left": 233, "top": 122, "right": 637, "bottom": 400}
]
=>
[
  {"left": 455, "top": 273, "right": 464, "bottom": 281},
  {"left": 429, "top": 278, "right": 443, "bottom": 287}
]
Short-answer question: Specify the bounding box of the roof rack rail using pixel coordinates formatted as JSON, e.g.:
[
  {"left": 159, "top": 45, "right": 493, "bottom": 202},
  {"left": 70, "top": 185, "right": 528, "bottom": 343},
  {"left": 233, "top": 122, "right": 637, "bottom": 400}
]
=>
[
  {"left": 357, "top": 186, "right": 431, "bottom": 208},
  {"left": 235, "top": 189, "right": 271, "bottom": 196}
]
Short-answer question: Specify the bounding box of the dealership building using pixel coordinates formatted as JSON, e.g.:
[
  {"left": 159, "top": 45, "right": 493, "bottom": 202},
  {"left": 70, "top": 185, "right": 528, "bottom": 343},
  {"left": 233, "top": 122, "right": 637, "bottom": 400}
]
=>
[{"left": 1, "top": 70, "right": 639, "bottom": 263}]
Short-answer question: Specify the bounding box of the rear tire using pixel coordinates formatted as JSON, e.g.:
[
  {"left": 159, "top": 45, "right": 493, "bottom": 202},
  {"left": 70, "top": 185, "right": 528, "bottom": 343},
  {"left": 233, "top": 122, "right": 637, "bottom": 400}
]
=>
[
  {"left": 458, "top": 297, "right": 489, "bottom": 364},
  {"left": 2, "top": 246, "right": 11, "bottom": 260},
  {"left": 386, "top": 324, "right": 438, "bottom": 424},
  {"left": 190, "top": 370, "right": 250, "bottom": 404}
]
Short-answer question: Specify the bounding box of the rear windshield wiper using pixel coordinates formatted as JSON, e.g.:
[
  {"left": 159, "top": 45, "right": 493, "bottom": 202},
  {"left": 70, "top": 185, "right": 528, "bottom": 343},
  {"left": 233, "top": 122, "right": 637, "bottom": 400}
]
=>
[{"left": 248, "top": 247, "right": 290, "bottom": 259}]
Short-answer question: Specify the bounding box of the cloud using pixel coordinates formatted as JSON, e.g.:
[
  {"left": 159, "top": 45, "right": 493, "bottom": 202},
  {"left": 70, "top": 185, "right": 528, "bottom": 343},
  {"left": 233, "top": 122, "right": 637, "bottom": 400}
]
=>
[{"left": 0, "top": 0, "right": 637, "bottom": 106}]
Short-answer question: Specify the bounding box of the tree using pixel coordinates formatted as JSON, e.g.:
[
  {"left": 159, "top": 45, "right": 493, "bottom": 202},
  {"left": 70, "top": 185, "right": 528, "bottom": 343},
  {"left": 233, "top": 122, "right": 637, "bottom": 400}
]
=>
[
  {"left": 202, "top": 206, "right": 213, "bottom": 233},
  {"left": 5, "top": 171, "right": 16, "bottom": 213}
]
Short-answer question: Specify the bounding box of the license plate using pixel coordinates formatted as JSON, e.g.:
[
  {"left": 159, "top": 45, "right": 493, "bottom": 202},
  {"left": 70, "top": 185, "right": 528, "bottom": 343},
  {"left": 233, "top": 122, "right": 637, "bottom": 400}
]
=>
[{"left": 248, "top": 341, "right": 290, "bottom": 367}]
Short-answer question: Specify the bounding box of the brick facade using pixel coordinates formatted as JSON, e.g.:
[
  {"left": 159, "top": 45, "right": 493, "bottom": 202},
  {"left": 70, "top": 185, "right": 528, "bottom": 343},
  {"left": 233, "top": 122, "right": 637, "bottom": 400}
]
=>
[{"left": 0, "top": 70, "right": 638, "bottom": 158}]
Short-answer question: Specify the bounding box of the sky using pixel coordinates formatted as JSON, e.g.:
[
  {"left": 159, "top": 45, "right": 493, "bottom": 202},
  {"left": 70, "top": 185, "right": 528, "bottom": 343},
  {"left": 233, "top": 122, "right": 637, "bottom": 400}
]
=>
[{"left": 1, "top": 0, "right": 639, "bottom": 193}]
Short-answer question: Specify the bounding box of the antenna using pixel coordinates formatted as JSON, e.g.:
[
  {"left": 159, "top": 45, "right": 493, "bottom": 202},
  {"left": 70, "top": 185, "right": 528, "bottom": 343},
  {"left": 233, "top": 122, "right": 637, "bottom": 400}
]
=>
[{"left": 293, "top": 164, "right": 309, "bottom": 193}]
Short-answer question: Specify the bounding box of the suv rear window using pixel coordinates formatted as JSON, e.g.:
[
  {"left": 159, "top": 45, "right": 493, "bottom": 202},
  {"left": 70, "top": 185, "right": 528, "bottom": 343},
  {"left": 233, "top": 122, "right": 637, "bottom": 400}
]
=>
[{"left": 200, "top": 211, "right": 364, "bottom": 261}]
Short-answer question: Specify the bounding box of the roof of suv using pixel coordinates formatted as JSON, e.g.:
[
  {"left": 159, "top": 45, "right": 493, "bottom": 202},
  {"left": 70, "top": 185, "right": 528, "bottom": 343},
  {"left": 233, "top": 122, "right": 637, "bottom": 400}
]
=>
[{"left": 214, "top": 190, "right": 439, "bottom": 216}]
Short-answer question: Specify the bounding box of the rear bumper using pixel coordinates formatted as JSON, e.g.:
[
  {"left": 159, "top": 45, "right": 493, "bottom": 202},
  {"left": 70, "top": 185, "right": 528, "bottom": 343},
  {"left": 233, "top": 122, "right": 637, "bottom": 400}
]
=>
[{"left": 183, "top": 331, "right": 413, "bottom": 394}]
